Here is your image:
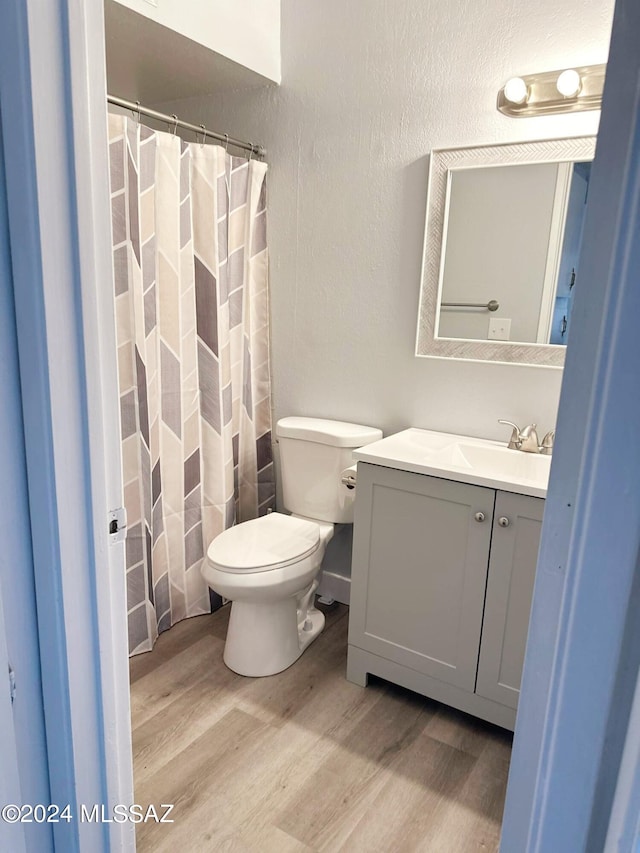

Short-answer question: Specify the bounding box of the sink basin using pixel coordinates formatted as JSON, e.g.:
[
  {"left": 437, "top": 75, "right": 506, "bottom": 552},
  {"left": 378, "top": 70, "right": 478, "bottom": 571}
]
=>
[
  {"left": 437, "top": 441, "right": 551, "bottom": 482},
  {"left": 353, "top": 428, "right": 551, "bottom": 497}
]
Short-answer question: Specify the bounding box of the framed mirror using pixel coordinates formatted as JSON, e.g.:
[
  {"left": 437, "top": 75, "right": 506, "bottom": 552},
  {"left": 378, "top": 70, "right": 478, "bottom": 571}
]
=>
[{"left": 415, "top": 137, "right": 596, "bottom": 367}]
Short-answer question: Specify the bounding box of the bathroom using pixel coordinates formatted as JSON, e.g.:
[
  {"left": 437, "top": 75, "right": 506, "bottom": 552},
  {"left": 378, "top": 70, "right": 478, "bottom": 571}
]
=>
[{"left": 2, "top": 0, "right": 640, "bottom": 851}]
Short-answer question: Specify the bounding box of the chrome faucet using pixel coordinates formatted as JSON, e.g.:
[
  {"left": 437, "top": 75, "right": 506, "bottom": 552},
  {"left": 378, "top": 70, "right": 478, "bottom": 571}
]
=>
[
  {"left": 498, "top": 420, "right": 522, "bottom": 450},
  {"left": 498, "top": 420, "right": 554, "bottom": 454}
]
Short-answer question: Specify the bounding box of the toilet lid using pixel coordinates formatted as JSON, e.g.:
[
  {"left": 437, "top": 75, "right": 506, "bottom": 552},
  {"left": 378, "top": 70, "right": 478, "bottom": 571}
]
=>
[{"left": 206, "top": 513, "right": 320, "bottom": 573}]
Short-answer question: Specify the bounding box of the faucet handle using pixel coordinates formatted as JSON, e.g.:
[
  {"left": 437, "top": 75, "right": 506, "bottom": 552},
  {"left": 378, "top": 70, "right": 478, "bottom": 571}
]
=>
[
  {"left": 540, "top": 429, "right": 555, "bottom": 455},
  {"left": 498, "top": 419, "right": 521, "bottom": 450}
]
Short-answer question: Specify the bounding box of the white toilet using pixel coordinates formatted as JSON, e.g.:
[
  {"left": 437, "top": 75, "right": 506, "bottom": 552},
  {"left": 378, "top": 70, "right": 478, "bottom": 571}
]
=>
[{"left": 201, "top": 417, "right": 382, "bottom": 677}]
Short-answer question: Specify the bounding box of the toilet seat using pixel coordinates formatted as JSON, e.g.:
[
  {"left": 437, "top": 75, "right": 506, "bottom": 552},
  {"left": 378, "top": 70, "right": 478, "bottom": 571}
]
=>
[{"left": 207, "top": 513, "right": 320, "bottom": 574}]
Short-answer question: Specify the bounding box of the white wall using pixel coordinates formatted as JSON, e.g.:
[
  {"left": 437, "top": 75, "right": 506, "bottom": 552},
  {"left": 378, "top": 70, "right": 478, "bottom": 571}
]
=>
[
  {"left": 113, "top": 0, "right": 281, "bottom": 83},
  {"left": 439, "top": 163, "right": 559, "bottom": 343},
  {"left": 159, "top": 0, "right": 613, "bottom": 442}
]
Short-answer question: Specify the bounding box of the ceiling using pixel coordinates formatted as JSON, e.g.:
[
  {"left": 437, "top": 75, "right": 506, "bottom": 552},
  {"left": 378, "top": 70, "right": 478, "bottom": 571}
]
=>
[{"left": 104, "top": 0, "right": 276, "bottom": 105}]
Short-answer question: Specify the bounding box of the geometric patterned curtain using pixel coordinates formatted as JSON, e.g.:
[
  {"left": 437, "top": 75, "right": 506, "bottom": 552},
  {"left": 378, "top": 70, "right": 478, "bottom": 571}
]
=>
[{"left": 108, "top": 115, "right": 275, "bottom": 655}]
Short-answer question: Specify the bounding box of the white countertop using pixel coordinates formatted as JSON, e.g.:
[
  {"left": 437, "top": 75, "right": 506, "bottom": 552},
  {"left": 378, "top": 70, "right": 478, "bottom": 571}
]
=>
[{"left": 354, "top": 428, "right": 551, "bottom": 498}]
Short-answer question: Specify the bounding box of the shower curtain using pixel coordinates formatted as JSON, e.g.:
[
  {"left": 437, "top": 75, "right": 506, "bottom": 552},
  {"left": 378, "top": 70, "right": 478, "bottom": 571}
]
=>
[{"left": 108, "top": 115, "right": 275, "bottom": 655}]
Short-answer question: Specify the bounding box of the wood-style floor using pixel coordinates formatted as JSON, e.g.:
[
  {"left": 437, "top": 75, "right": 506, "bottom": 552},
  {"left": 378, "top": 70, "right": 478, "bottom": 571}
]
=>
[{"left": 130, "top": 603, "right": 512, "bottom": 852}]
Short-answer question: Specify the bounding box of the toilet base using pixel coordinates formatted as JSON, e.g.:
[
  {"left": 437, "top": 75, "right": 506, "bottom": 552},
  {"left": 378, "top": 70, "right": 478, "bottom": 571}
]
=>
[
  {"left": 298, "top": 605, "right": 325, "bottom": 655},
  {"left": 223, "top": 596, "right": 326, "bottom": 677}
]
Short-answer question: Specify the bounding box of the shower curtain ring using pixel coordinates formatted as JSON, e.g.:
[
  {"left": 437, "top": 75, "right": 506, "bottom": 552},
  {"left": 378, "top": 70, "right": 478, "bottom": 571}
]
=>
[
  {"left": 199, "top": 124, "right": 207, "bottom": 147},
  {"left": 133, "top": 100, "right": 141, "bottom": 126},
  {"left": 224, "top": 133, "right": 229, "bottom": 152},
  {"left": 170, "top": 114, "right": 178, "bottom": 136},
  {"left": 248, "top": 143, "right": 254, "bottom": 161}
]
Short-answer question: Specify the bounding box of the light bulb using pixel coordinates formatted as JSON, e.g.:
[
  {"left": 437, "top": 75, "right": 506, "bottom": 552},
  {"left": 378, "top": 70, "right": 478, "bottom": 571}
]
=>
[
  {"left": 503, "top": 77, "right": 529, "bottom": 105},
  {"left": 556, "top": 69, "right": 582, "bottom": 98}
]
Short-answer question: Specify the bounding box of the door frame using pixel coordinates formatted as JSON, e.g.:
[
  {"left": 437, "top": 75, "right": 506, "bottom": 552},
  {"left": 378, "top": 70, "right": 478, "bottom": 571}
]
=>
[
  {"left": 0, "top": 93, "right": 54, "bottom": 853},
  {"left": 501, "top": 0, "right": 640, "bottom": 848},
  {"left": 535, "top": 162, "right": 572, "bottom": 344},
  {"left": 0, "top": 1, "right": 133, "bottom": 851},
  {"left": 0, "top": 584, "right": 26, "bottom": 853}
]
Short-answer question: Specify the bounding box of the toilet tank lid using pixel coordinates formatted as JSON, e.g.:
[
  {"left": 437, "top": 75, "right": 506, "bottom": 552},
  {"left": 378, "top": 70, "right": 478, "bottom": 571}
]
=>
[{"left": 276, "top": 417, "right": 382, "bottom": 448}]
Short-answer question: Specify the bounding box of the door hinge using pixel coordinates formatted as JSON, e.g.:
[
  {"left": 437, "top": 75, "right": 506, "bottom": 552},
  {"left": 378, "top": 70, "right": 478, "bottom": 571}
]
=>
[
  {"left": 8, "top": 664, "right": 16, "bottom": 704},
  {"left": 108, "top": 507, "right": 128, "bottom": 543}
]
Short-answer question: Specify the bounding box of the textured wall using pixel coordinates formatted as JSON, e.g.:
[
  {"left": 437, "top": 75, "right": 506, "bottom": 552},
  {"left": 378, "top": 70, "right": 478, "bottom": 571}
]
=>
[{"left": 160, "top": 0, "right": 613, "bottom": 442}]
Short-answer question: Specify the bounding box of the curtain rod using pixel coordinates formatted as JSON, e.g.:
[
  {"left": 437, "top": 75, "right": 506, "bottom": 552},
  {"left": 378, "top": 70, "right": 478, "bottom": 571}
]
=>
[{"left": 107, "top": 94, "right": 265, "bottom": 159}]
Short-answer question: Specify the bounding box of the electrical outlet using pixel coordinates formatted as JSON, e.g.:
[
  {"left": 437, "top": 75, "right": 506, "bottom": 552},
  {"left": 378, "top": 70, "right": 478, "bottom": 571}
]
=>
[{"left": 488, "top": 317, "right": 512, "bottom": 341}]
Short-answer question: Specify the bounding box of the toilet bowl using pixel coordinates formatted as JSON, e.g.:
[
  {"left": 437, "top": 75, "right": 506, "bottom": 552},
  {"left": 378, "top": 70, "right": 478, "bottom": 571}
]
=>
[
  {"left": 202, "top": 513, "right": 334, "bottom": 676},
  {"left": 201, "top": 417, "right": 383, "bottom": 677}
]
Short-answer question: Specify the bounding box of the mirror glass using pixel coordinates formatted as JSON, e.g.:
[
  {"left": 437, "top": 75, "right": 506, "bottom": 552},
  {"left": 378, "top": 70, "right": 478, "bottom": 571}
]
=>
[
  {"left": 416, "top": 137, "right": 596, "bottom": 367},
  {"left": 437, "top": 160, "right": 591, "bottom": 346}
]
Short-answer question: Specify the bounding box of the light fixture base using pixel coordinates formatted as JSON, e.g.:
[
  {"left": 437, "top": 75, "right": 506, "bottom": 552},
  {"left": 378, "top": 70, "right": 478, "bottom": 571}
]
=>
[{"left": 497, "top": 64, "right": 606, "bottom": 117}]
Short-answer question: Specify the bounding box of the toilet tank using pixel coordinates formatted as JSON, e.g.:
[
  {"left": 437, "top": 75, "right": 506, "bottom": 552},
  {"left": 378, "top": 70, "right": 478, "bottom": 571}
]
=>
[{"left": 276, "top": 417, "right": 383, "bottom": 524}]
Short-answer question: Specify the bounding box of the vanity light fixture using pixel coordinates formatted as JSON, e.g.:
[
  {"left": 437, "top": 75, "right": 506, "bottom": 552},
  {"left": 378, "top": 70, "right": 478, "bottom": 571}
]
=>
[{"left": 497, "top": 64, "right": 605, "bottom": 117}]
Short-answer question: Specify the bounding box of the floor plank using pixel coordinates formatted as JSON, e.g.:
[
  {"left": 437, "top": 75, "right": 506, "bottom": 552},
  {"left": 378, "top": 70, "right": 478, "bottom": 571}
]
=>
[
  {"left": 129, "top": 610, "right": 222, "bottom": 684},
  {"left": 130, "top": 602, "right": 512, "bottom": 851},
  {"left": 418, "top": 738, "right": 511, "bottom": 853},
  {"left": 276, "top": 685, "right": 433, "bottom": 848}
]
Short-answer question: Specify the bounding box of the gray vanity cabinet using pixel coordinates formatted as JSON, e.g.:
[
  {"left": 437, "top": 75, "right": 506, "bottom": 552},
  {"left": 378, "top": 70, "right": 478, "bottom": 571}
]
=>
[
  {"left": 347, "top": 463, "right": 495, "bottom": 690},
  {"left": 475, "top": 491, "right": 545, "bottom": 709},
  {"left": 347, "top": 462, "right": 544, "bottom": 730}
]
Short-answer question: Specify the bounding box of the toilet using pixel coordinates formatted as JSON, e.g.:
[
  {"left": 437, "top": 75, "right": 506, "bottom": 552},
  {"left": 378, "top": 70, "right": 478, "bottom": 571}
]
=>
[{"left": 201, "top": 417, "right": 382, "bottom": 677}]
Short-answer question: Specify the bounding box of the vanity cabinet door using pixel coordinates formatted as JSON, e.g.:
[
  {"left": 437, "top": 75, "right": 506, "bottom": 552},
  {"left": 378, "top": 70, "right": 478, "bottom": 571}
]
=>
[
  {"left": 348, "top": 463, "right": 495, "bottom": 691},
  {"left": 475, "top": 491, "right": 544, "bottom": 709}
]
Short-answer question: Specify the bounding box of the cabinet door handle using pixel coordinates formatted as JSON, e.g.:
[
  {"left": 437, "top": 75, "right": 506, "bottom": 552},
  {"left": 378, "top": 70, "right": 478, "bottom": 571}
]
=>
[
  {"left": 474, "top": 512, "right": 485, "bottom": 522},
  {"left": 498, "top": 516, "right": 510, "bottom": 527}
]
